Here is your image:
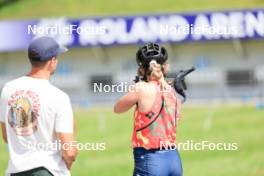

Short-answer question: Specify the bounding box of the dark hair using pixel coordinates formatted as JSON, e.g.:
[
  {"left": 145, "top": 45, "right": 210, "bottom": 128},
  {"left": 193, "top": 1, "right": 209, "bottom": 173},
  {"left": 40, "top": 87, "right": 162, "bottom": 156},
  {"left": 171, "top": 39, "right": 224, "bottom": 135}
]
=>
[{"left": 29, "top": 58, "right": 49, "bottom": 67}]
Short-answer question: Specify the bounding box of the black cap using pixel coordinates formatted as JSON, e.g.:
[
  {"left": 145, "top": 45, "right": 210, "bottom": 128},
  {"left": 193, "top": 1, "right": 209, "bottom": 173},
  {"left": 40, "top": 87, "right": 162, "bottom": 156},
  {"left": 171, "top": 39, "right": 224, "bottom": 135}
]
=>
[{"left": 28, "top": 36, "right": 68, "bottom": 61}]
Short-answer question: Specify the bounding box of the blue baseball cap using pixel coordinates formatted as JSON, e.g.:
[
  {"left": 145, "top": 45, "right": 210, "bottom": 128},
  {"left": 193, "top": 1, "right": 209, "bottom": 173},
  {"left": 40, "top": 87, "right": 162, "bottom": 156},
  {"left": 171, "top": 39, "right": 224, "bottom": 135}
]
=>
[{"left": 28, "top": 36, "right": 68, "bottom": 61}]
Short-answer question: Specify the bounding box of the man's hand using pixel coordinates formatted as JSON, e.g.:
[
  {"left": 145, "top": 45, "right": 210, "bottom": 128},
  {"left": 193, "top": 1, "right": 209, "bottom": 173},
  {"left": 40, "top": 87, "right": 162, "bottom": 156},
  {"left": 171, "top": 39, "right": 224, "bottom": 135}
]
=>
[
  {"left": 63, "top": 150, "right": 75, "bottom": 170},
  {"left": 1, "top": 122, "right": 7, "bottom": 144},
  {"left": 57, "top": 132, "right": 78, "bottom": 170}
]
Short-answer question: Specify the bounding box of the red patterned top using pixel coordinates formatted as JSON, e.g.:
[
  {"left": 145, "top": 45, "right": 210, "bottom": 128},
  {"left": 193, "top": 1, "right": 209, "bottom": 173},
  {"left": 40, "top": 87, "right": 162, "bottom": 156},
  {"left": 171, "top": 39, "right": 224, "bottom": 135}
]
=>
[{"left": 132, "top": 84, "right": 181, "bottom": 149}]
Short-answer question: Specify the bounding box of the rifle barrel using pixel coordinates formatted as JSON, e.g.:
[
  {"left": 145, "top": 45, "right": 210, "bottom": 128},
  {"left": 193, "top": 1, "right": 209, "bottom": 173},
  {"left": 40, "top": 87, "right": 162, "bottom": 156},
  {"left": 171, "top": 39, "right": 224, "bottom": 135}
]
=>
[{"left": 179, "top": 67, "right": 195, "bottom": 78}]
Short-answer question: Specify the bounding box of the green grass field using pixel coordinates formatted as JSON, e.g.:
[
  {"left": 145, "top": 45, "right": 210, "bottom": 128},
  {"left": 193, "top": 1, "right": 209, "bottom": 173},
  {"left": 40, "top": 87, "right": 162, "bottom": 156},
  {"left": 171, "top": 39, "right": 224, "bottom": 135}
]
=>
[
  {"left": 0, "top": 0, "right": 264, "bottom": 20},
  {"left": 0, "top": 105, "right": 263, "bottom": 176}
]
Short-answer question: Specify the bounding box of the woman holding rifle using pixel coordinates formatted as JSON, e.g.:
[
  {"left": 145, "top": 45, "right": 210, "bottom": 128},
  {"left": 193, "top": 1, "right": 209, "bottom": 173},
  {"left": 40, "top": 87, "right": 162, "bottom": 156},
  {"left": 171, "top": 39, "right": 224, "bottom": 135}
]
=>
[{"left": 114, "top": 43, "right": 183, "bottom": 176}]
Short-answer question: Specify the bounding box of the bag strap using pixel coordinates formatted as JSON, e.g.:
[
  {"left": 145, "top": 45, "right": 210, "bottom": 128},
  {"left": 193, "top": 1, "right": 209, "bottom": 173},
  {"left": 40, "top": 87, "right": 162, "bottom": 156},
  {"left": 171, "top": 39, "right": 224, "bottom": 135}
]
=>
[{"left": 136, "top": 96, "right": 164, "bottom": 132}]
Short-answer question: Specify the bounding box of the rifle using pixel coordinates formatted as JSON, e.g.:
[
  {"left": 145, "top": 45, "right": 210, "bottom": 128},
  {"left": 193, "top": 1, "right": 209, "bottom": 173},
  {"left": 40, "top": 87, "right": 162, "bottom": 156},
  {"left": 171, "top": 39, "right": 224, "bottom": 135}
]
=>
[
  {"left": 134, "top": 66, "right": 195, "bottom": 103},
  {"left": 173, "top": 67, "right": 195, "bottom": 103}
]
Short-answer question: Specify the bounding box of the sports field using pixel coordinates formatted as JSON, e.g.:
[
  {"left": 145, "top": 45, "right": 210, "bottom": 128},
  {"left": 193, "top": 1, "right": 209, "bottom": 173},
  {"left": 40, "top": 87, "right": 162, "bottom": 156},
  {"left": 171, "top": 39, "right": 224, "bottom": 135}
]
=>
[
  {"left": 0, "top": 105, "right": 263, "bottom": 176},
  {"left": 0, "top": 0, "right": 264, "bottom": 176}
]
